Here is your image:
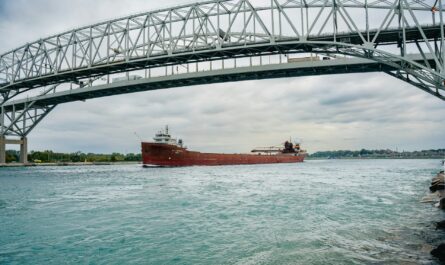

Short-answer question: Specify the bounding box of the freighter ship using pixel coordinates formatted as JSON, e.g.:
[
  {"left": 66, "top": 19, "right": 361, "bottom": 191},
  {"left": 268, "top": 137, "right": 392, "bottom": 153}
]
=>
[{"left": 141, "top": 126, "right": 306, "bottom": 167}]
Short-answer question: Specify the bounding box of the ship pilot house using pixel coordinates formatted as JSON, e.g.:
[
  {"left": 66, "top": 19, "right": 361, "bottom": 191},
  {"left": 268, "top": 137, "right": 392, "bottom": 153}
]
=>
[{"left": 153, "top": 126, "right": 183, "bottom": 147}]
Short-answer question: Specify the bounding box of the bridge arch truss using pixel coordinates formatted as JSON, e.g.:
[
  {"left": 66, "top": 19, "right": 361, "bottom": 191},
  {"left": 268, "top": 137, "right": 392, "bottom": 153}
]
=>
[{"left": 0, "top": 0, "right": 444, "bottom": 162}]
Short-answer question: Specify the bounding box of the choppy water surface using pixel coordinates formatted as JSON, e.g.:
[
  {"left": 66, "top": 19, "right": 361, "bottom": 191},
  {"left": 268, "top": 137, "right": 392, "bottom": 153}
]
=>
[{"left": 0, "top": 159, "right": 444, "bottom": 264}]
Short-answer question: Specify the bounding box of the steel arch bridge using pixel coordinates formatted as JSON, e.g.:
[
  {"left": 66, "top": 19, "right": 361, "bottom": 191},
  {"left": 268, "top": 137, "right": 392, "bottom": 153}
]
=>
[{"left": 0, "top": 0, "right": 444, "bottom": 163}]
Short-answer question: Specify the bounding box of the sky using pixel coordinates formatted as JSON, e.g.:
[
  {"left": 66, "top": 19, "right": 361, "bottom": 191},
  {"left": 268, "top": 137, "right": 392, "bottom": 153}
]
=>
[{"left": 0, "top": 0, "right": 444, "bottom": 154}]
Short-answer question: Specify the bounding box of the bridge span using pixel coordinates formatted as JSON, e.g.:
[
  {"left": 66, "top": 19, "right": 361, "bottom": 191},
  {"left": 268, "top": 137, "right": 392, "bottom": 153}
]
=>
[{"left": 0, "top": 0, "right": 445, "bottom": 163}]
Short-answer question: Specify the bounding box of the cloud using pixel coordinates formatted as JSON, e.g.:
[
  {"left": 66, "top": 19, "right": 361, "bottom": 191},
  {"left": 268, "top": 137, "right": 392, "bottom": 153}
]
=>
[{"left": 1, "top": 0, "right": 445, "bottom": 153}]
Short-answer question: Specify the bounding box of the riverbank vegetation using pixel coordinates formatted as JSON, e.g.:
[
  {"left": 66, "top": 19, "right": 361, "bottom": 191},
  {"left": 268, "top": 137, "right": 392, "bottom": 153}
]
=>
[
  {"left": 308, "top": 149, "right": 445, "bottom": 159},
  {"left": 4, "top": 148, "right": 444, "bottom": 163},
  {"left": 5, "top": 150, "right": 141, "bottom": 163}
]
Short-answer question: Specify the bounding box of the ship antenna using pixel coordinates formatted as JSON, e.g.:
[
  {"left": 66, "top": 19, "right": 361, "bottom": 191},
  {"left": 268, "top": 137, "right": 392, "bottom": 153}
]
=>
[
  {"left": 134, "top": 132, "right": 142, "bottom": 141},
  {"left": 166, "top": 125, "right": 169, "bottom": 134}
]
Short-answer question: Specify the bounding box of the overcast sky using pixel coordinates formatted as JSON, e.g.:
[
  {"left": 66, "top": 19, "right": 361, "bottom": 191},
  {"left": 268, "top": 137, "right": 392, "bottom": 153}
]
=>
[{"left": 1, "top": 0, "right": 444, "bottom": 154}]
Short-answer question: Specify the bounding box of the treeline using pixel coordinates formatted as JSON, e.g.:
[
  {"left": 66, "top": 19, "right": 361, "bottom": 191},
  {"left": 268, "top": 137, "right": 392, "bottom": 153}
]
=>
[
  {"left": 309, "top": 149, "right": 445, "bottom": 159},
  {"left": 5, "top": 150, "right": 141, "bottom": 163},
  {"left": 5, "top": 148, "right": 444, "bottom": 163}
]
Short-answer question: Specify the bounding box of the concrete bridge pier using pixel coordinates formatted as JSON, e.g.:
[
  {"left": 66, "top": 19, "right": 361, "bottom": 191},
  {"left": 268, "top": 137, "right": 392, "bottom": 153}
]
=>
[
  {"left": 0, "top": 136, "right": 5, "bottom": 164},
  {"left": 0, "top": 136, "right": 28, "bottom": 164},
  {"left": 20, "top": 137, "right": 28, "bottom": 164}
]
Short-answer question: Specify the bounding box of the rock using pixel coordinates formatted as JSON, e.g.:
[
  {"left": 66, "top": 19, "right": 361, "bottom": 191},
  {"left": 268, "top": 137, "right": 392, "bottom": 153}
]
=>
[
  {"left": 440, "top": 198, "right": 445, "bottom": 209},
  {"left": 430, "top": 172, "right": 445, "bottom": 191},
  {"left": 421, "top": 244, "right": 434, "bottom": 253},
  {"left": 421, "top": 192, "right": 441, "bottom": 203},
  {"left": 437, "top": 220, "right": 445, "bottom": 230},
  {"left": 432, "top": 178, "right": 444, "bottom": 185},
  {"left": 431, "top": 243, "right": 445, "bottom": 261},
  {"left": 430, "top": 183, "right": 445, "bottom": 192},
  {"left": 432, "top": 176, "right": 444, "bottom": 185}
]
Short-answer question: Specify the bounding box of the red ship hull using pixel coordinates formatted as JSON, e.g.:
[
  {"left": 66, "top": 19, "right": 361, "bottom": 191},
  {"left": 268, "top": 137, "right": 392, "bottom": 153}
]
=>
[{"left": 141, "top": 142, "right": 305, "bottom": 167}]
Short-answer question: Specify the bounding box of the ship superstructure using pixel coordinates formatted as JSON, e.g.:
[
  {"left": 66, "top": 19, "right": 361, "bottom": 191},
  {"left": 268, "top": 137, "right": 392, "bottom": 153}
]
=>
[{"left": 152, "top": 125, "right": 183, "bottom": 147}]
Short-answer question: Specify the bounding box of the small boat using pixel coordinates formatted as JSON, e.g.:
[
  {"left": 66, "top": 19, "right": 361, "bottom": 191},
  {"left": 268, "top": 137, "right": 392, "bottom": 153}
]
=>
[{"left": 141, "top": 126, "right": 306, "bottom": 167}]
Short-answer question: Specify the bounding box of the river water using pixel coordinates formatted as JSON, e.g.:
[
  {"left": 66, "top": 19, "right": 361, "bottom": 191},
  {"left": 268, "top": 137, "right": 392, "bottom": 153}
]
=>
[{"left": 0, "top": 159, "right": 444, "bottom": 264}]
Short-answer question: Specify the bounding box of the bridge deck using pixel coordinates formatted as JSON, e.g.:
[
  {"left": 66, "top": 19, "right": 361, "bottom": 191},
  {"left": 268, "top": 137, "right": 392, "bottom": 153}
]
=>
[
  {"left": 0, "top": 25, "right": 440, "bottom": 93},
  {"left": 0, "top": 57, "right": 415, "bottom": 112}
]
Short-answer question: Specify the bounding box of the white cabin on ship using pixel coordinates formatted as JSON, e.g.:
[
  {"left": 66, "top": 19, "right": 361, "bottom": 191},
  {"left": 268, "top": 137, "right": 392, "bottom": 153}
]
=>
[{"left": 153, "top": 126, "right": 183, "bottom": 147}]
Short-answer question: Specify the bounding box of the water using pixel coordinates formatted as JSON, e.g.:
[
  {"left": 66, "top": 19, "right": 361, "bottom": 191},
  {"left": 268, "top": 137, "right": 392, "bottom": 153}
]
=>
[{"left": 0, "top": 159, "right": 444, "bottom": 264}]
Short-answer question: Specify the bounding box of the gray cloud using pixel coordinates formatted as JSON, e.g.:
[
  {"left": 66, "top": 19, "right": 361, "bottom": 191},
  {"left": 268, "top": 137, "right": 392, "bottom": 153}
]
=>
[{"left": 1, "top": 0, "right": 445, "bottom": 154}]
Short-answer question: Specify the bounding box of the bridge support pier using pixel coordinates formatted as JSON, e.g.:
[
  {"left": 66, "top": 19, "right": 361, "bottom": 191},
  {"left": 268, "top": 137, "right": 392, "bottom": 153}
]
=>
[
  {"left": 20, "top": 137, "right": 27, "bottom": 164},
  {"left": 0, "top": 136, "right": 28, "bottom": 164},
  {"left": 0, "top": 136, "right": 5, "bottom": 164}
]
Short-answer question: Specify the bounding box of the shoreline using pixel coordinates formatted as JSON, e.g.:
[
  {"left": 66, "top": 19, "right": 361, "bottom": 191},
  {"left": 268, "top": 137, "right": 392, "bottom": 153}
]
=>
[
  {"left": 0, "top": 161, "right": 141, "bottom": 167},
  {"left": 0, "top": 158, "right": 442, "bottom": 167},
  {"left": 307, "top": 157, "right": 445, "bottom": 160},
  {"left": 422, "top": 168, "right": 445, "bottom": 262}
]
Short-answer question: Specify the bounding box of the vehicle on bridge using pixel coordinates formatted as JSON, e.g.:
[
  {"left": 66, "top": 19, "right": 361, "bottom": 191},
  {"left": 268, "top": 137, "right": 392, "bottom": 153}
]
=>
[
  {"left": 287, "top": 55, "right": 320, "bottom": 63},
  {"left": 141, "top": 126, "right": 306, "bottom": 167}
]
